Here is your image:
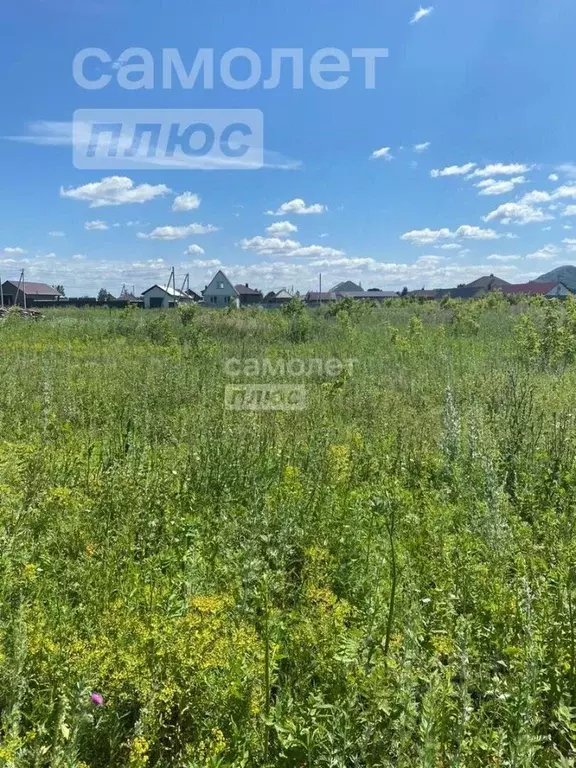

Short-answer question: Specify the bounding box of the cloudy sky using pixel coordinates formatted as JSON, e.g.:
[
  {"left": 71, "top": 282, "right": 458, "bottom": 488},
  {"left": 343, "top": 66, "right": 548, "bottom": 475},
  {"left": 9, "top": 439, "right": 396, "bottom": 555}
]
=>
[{"left": 1, "top": 0, "right": 576, "bottom": 295}]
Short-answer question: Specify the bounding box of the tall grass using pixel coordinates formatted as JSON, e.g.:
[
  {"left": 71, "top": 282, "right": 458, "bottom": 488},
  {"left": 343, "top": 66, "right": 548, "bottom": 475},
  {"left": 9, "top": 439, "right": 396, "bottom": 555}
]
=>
[{"left": 1, "top": 297, "right": 576, "bottom": 765}]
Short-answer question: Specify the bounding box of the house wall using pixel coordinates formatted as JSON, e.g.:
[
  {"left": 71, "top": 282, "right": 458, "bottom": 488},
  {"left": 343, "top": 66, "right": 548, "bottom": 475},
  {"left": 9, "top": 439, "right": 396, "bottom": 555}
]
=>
[
  {"left": 238, "top": 294, "right": 262, "bottom": 306},
  {"left": 1, "top": 289, "right": 60, "bottom": 307},
  {"left": 204, "top": 290, "right": 237, "bottom": 307},
  {"left": 143, "top": 287, "right": 171, "bottom": 309},
  {"left": 203, "top": 273, "right": 238, "bottom": 307}
]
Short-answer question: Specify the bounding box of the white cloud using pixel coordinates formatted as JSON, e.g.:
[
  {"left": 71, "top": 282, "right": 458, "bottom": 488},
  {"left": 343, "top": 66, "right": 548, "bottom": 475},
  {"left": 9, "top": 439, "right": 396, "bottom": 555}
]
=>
[
  {"left": 431, "top": 163, "right": 476, "bottom": 178},
  {"left": 370, "top": 147, "right": 393, "bottom": 161},
  {"left": 0, "top": 251, "right": 538, "bottom": 296},
  {"left": 484, "top": 201, "right": 553, "bottom": 226},
  {"left": 413, "top": 142, "right": 431, "bottom": 153},
  {"left": 401, "top": 228, "right": 453, "bottom": 246},
  {"left": 240, "top": 235, "right": 344, "bottom": 259},
  {"left": 111, "top": 56, "right": 129, "bottom": 71},
  {"left": 184, "top": 244, "right": 205, "bottom": 256},
  {"left": 7, "top": 121, "right": 302, "bottom": 171},
  {"left": 266, "top": 198, "right": 327, "bottom": 216},
  {"left": 410, "top": 6, "right": 433, "bottom": 23},
  {"left": 138, "top": 224, "right": 218, "bottom": 240},
  {"left": 520, "top": 190, "right": 552, "bottom": 205},
  {"left": 562, "top": 205, "right": 576, "bottom": 217},
  {"left": 525, "top": 244, "right": 560, "bottom": 260},
  {"left": 401, "top": 224, "right": 503, "bottom": 246},
  {"left": 2, "top": 246, "right": 27, "bottom": 255},
  {"left": 563, "top": 238, "right": 576, "bottom": 252},
  {"left": 61, "top": 176, "right": 170, "bottom": 208},
  {"left": 172, "top": 192, "right": 201, "bottom": 212},
  {"left": 289, "top": 245, "right": 345, "bottom": 258},
  {"left": 556, "top": 164, "right": 576, "bottom": 179},
  {"left": 554, "top": 185, "right": 576, "bottom": 200},
  {"left": 476, "top": 176, "right": 526, "bottom": 196},
  {"left": 470, "top": 163, "right": 531, "bottom": 178},
  {"left": 48, "top": 231, "right": 65, "bottom": 237},
  {"left": 85, "top": 220, "right": 109, "bottom": 231},
  {"left": 549, "top": 174, "right": 559, "bottom": 182},
  {"left": 266, "top": 221, "right": 298, "bottom": 237},
  {"left": 487, "top": 254, "right": 521, "bottom": 261},
  {"left": 456, "top": 225, "right": 503, "bottom": 240},
  {"left": 435, "top": 243, "right": 461, "bottom": 250},
  {"left": 186, "top": 259, "right": 222, "bottom": 268}
]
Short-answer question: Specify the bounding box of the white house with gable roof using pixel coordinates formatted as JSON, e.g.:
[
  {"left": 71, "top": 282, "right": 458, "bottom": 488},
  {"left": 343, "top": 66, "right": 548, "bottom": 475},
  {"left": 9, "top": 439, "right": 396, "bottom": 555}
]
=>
[
  {"left": 202, "top": 270, "right": 239, "bottom": 307},
  {"left": 142, "top": 284, "right": 195, "bottom": 309}
]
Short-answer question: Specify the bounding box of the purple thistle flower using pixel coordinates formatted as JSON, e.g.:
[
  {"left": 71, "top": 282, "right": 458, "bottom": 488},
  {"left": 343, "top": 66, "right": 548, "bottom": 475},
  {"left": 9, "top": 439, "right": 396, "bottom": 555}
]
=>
[{"left": 90, "top": 692, "right": 104, "bottom": 707}]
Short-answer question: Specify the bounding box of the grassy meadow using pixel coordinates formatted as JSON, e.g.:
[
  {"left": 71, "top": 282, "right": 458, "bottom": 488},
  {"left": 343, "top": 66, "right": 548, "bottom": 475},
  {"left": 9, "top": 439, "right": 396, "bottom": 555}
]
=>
[{"left": 3, "top": 296, "right": 576, "bottom": 766}]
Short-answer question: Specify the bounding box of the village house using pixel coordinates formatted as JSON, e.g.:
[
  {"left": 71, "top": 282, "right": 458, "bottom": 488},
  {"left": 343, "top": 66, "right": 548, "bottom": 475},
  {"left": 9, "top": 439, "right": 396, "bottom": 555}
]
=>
[
  {"left": 1, "top": 280, "right": 63, "bottom": 307},
  {"left": 502, "top": 282, "right": 573, "bottom": 297},
  {"left": 141, "top": 284, "right": 196, "bottom": 309},
  {"left": 330, "top": 281, "right": 363, "bottom": 293},
  {"left": 202, "top": 270, "right": 239, "bottom": 307},
  {"left": 304, "top": 291, "right": 338, "bottom": 307},
  {"left": 336, "top": 290, "right": 399, "bottom": 301},
  {"left": 263, "top": 288, "right": 294, "bottom": 307},
  {"left": 234, "top": 284, "right": 263, "bottom": 306}
]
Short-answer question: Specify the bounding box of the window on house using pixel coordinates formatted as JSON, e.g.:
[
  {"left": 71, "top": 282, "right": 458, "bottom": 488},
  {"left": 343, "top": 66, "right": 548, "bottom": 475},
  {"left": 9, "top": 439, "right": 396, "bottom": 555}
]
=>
[{"left": 217, "top": 282, "right": 224, "bottom": 289}]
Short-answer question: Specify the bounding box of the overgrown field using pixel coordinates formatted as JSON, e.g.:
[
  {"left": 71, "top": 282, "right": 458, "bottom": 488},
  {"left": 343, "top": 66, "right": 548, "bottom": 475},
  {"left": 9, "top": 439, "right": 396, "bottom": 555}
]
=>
[{"left": 3, "top": 296, "right": 576, "bottom": 766}]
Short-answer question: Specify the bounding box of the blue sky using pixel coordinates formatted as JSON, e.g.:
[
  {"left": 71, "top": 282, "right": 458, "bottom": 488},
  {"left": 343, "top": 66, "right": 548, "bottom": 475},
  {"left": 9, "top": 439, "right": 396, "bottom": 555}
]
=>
[{"left": 2, "top": 0, "right": 576, "bottom": 295}]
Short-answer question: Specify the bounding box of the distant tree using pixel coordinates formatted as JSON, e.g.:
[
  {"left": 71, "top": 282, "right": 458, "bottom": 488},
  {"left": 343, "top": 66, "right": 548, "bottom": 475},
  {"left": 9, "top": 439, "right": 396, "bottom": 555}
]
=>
[
  {"left": 55, "top": 285, "right": 65, "bottom": 296},
  {"left": 401, "top": 287, "right": 409, "bottom": 296},
  {"left": 98, "top": 288, "right": 114, "bottom": 302}
]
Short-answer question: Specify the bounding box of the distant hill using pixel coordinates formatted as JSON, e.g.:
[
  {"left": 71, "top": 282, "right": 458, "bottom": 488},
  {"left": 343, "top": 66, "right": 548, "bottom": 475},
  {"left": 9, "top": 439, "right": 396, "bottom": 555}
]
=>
[{"left": 534, "top": 265, "right": 576, "bottom": 292}]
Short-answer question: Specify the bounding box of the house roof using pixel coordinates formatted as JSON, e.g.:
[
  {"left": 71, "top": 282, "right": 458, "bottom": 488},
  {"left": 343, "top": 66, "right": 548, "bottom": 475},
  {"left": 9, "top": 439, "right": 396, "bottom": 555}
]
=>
[
  {"left": 263, "top": 288, "right": 293, "bottom": 301},
  {"left": 443, "top": 287, "right": 486, "bottom": 299},
  {"left": 337, "top": 290, "right": 399, "bottom": 299},
  {"left": 305, "top": 292, "right": 337, "bottom": 302},
  {"left": 3, "top": 281, "right": 63, "bottom": 296},
  {"left": 234, "top": 284, "right": 262, "bottom": 295},
  {"left": 408, "top": 289, "right": 439, "bottom": 298},
  {"left": 141, "top": 284, "right": 191, "bottom": 299},
  {"left": 203, "top": 270, "right": 239, "bottom": 296},
  {"left": 503, "top": 282, "right": 558, "bottom": 295},
  {"left": 466, "top": 275, "right": 511, "bottom": 289},
  {"left": 330, "top": 280, "right": 363, "bottom": 292}
]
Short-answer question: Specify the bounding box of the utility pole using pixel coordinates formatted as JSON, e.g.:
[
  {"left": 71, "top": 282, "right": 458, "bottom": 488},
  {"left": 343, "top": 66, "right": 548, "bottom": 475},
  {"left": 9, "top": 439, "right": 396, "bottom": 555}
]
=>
[
  {"left": 0, "top": 277, "right": 3, "bottom": 308},
  {"left": 14, "top": 270, "right": 25, "bottom": 309},
  {"left": 166, "top": 267, "right": 176, "bottom": 306},
  {"left": 319, "top": 273, "right": 322, "bottom": 294},
  {"left": 23, "top": 270, "right": 26, "bottom": 310}
]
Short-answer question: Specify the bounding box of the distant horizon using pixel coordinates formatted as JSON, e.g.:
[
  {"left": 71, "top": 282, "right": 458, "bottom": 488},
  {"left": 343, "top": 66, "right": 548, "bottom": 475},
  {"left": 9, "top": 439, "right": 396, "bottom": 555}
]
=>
[{"left": 3, "top": 262, "right": 576, "bottom": 299}]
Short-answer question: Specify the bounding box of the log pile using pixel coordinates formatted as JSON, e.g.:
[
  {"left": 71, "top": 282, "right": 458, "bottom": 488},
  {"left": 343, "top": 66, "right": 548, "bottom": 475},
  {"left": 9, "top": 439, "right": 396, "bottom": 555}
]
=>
[{"left": 0, "top": 306, "right": 42, "bottom": 319}]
